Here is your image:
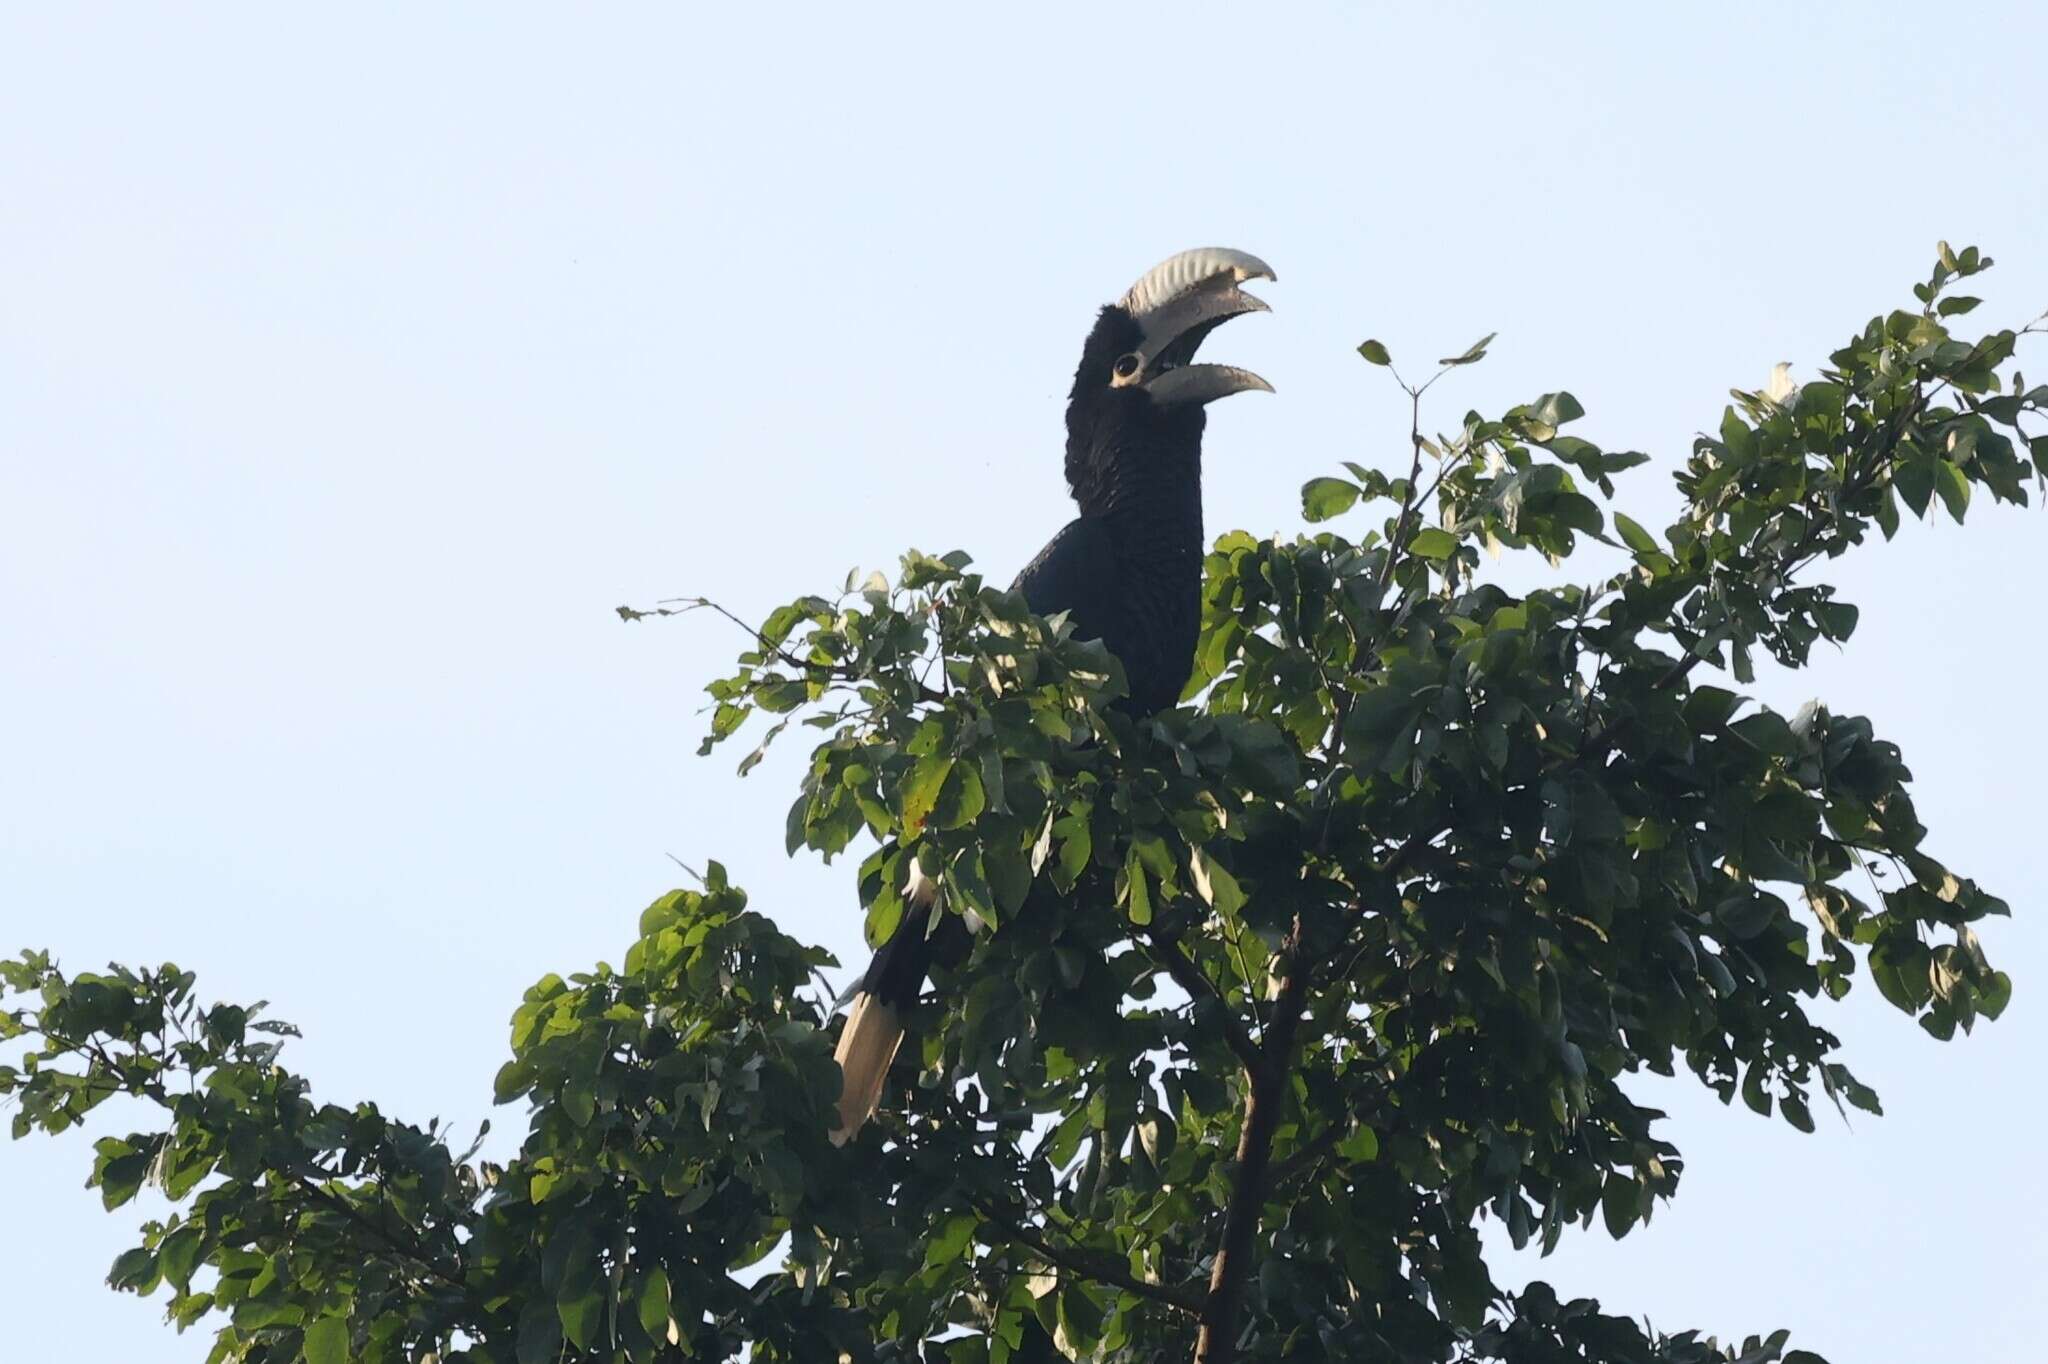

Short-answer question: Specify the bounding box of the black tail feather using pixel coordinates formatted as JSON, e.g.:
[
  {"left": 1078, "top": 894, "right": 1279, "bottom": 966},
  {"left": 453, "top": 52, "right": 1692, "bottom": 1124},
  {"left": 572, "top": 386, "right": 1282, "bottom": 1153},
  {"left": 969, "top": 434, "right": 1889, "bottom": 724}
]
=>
[{"left": 830, "top": 906, "right": 974, "bottom": 1143}]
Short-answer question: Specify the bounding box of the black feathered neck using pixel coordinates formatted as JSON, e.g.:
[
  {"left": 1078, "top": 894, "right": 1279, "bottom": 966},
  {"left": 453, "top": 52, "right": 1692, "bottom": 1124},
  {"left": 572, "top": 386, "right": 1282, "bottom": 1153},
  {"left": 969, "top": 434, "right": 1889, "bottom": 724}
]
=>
[{"left": 1063, "top": 305, "right": 1208, "bottom": 520}]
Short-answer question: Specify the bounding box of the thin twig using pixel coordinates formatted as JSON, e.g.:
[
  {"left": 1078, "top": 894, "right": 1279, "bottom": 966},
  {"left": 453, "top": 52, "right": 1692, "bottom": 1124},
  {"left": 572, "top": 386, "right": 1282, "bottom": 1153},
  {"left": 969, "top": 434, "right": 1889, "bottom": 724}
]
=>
[
  {"left": 1143, "top": 928, "right": 1266, "bottom": 1083},
  {"left": 1374, "top": 388, "right": 1435, "bottom": 601},
  {"left": 1221, "top": 920, "right": 1268, "bottom": 1041},
  {"left": 622, "top": 594, "right": 947, "bottom": 705}
]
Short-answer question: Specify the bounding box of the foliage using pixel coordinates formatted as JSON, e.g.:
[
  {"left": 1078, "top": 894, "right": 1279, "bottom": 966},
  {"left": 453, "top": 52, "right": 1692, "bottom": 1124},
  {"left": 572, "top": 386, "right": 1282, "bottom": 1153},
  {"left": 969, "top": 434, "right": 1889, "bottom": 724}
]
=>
[{"left": 6, "top": 246, "right": 2040, "bottom": 1363}]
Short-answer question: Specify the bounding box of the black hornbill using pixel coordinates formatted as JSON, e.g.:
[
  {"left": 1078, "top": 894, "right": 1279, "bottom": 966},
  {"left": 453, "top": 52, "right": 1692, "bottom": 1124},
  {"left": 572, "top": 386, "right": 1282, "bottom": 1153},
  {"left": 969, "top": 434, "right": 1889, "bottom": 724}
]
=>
[{"left": 831, "top": 248, "right": 1276, "bottom": 1143}]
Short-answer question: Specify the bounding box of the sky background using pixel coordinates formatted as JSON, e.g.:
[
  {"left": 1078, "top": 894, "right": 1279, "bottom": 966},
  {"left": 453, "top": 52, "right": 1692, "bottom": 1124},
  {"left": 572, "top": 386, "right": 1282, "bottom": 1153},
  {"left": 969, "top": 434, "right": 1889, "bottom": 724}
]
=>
[{"left": 4, "top": 6, "right": 2044, "bottom": 1359}]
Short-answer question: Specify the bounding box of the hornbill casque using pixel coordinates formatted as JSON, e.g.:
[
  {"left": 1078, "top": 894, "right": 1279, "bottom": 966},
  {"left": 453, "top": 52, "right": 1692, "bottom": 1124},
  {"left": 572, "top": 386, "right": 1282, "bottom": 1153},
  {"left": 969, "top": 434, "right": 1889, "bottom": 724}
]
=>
[{"left": 831, "top": 247, "right": 1276, "bottom": 1144}]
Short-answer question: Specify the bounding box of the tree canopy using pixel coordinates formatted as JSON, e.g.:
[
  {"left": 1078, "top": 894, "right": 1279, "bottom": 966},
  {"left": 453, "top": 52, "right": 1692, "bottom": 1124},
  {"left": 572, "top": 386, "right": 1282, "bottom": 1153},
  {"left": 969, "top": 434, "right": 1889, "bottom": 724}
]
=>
[{"left": 4, "top": 245, "right": 2038, "bottom": 1364}]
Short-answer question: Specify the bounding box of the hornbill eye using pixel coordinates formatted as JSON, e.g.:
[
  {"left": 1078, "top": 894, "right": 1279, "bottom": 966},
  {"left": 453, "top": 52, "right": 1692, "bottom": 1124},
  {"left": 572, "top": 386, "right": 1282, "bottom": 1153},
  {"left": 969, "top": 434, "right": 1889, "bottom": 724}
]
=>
[{"left": 1111, "top": 352, "right": 1142, "bottom": 383}]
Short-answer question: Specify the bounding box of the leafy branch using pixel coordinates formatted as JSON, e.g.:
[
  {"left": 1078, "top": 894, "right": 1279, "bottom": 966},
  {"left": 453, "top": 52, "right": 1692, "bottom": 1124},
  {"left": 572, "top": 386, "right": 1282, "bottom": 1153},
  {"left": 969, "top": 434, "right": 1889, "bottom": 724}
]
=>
[{"left": 8, "top": 245, "right": 2039, "bottom": 1364}]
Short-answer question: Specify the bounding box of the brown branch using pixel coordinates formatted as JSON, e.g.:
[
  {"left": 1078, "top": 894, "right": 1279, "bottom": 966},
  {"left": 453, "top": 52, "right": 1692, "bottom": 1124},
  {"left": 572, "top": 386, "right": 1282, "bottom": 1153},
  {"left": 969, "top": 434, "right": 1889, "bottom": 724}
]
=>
[
  {"left": 1193, "top": 917, "right": 1312, "bottom": 1364},
  {"left": 292, "top": 1172, "right": 469, "bottom": 1292},
  {"left": 34, "top": 1030, "right": 169, "bottom": 1107},
  {"left": 974, "top": 1199, "right": 1202, "bottom": 1315},
  {"left": 1269, "top": 1122, "right": 1350, "bottom": 1190}
]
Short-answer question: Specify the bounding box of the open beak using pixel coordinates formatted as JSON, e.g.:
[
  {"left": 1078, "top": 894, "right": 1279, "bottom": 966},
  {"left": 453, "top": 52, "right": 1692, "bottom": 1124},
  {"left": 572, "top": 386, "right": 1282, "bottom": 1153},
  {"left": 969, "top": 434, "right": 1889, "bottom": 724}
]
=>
[{"left": 1117, "top": 247, "right": 1275, "bottom": 406}]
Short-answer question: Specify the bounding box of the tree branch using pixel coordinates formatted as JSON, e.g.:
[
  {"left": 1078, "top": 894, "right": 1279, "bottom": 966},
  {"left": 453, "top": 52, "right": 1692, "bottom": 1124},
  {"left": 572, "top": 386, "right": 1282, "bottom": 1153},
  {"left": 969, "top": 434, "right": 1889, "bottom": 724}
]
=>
[
  {"left": 1268, "top": 1122, "right": 1350, "bottom": 1190},
  {"left": 34, "top": 1030, "right": 169, "bottom": 1107},
  {"left": 1193, "top": 917, "right": 1312, "bottom": 1364},
  {"left": 292, "top": 1172, "right": 469, "bottom": 1292},
  {"left": 1374, "top": 387, "right": 1436, "bottom": 602},
  {"left": 974, "top": 1199, "right": 1202, "bottom": 1315}
]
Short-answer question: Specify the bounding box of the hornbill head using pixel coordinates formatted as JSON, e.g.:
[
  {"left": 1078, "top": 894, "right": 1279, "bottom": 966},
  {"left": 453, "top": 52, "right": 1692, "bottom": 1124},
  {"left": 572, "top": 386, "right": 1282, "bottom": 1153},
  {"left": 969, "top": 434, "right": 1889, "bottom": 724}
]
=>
[
  {"left": 1070, "top": 247, "right": 1276, "bottom": 413},
  {"left": 1065, "top": 249, "right": 1273, "bottom": 511}
]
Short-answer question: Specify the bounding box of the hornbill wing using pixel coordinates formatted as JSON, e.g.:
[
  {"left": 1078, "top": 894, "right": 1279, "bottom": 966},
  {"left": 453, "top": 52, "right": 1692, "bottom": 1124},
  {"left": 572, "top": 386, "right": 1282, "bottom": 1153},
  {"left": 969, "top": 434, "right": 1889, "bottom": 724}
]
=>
[{"left": 1011, "top": 515, "right": 1118, "bottom": 627}]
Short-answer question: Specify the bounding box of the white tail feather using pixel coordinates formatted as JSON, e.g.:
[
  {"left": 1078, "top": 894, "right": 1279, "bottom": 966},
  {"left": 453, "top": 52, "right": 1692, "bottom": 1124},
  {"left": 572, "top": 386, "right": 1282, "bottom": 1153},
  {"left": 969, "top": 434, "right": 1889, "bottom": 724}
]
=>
[{"left": 829, "top": 992, "right": 905, "bottom": 1145}]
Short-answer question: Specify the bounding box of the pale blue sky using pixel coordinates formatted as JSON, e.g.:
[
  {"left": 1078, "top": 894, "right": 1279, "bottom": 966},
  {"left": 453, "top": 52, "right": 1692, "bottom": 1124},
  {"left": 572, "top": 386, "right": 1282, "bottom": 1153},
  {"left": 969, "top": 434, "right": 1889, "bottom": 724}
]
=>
[{"left": 3, "top": 6, "right": 2044, "bottom": 1360}]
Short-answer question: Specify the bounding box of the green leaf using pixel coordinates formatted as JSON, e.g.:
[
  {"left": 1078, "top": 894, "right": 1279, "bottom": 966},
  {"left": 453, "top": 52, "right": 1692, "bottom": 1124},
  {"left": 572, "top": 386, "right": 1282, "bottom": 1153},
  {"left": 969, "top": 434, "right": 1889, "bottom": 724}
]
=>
[
  {"left": 1729, "top": 711, "right": 1800, "bottom": 757},
  {"left": 1123, "top": 847, "right": 1153, "bottom": 926},
  {"left": 923, "top": 1212, "right": 978, "bottom": 1270},
  {"left": 1530, "top": 391, "right": 1586, "bottom": 428},
  {"left": 1612, "top": 512, "right": 1660, "bottom": 556},
  {"left": 1302, "top": 476, "right": 1361, "bottom": 523},
  {"left": 937, "top": 758, "right": 987, "bottom": 829},
  {"left": 1894, "top": 459, "right": 1935, "bottom": 518},
  {"left": 1357, "top": 338, "right": 1391, "bottom": 366},
  {"left": 1600, "top": 1176, "right": 1638, "bottom": 1239},
  {"left": 304, "top": 1316, "right": 351, "bottom": 1364},
  {"left": 558, "top": 1277, "right": 604, "bottom": 1350},
  {"left": 1934, "top": 459, "right": 1970, "bottom": 522},
  {"left": 900, "top": 752, "right": 955, "bottom": 837},
  {"left": 1439, "top": 332, "right": 1496, "bottom": 367},
  {"left": 158, "top": 1226, "right": 203, "bottom": 1293},
  {"left": 1719, "top": 407, "right": 1757, "bottom": 465},
  {"left": 560, "top": 1075, "right": 596, "bottom": 1127},
  {"left": 1336, "top": 1125, "right": 1379, "bottom": 1163},
  {"left": 1052, "top": 811, "right": 1093, "bottom": 890},
  {"left": 1683, "top": 686, "right": 1744, "bottom": 728},
  {"left": 1717, "top": 892, "right": 1782, "bottom": 940},
  {"left": 1189, "top": 847, "right": 1247, "bottom": 917},
  {"left": 92, "top": 1139, "right": 150, "bottom": 1210},
  {"left": 106, "top": 1246, "right": 157, "bottom": 1293},
  {"left": 1699, "top": 950, "right": 1737, "bottom": 997},
  {"left": 1977, "top": 971, "right": 2013, "bottom": 1020},
  {"left": 517, "top": 1300, "right": 561, "bottom": 1364},
  {"left": 1549, "top": 491, "right": 1606, "bottom": 536},
  {"left": 1408, "top": 528, "right": 1459, "bottom": 559},
  {"left": 634, "top": 1268, "right": 672, "bottom": 1339},
  {"left": 1875, "top": 485, "right": 1901, "bottom": 540},
  {"left": 1741, "top": 1062, "right": 1772, "bottom": 1117},
  {"left": 865, "top": 877, "right": 905, "bottom": 949}
]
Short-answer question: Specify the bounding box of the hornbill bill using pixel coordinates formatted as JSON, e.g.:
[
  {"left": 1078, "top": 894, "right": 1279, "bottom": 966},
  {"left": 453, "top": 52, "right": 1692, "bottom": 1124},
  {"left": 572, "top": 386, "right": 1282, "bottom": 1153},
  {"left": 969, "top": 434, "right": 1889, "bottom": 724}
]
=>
[{"left": 831, "top": 247, "right": 1276, "bottom": 1144}]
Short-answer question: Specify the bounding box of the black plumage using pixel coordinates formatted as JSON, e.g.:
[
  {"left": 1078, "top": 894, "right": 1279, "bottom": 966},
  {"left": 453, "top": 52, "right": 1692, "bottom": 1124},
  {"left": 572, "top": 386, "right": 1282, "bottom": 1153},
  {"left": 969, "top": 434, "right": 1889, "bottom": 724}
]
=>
[
  {"left": 1014, "top": 306, "right": 1210, "bottom": 716},
  {"left": 831, "top": 249, "right": 1273, "bottom": 1143}
]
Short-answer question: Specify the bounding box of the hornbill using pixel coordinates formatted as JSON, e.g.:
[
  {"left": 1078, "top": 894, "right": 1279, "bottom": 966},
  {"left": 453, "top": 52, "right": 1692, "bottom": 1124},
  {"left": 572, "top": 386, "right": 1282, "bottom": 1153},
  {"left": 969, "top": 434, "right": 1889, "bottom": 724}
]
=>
[{"left": 831, "top": 247, "right": 1276, "bottom": 1144}]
